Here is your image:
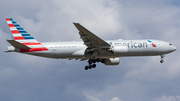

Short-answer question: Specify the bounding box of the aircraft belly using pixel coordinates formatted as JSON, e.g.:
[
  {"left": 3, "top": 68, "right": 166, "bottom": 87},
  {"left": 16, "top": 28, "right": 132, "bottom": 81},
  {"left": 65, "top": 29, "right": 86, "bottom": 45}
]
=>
[
  {"left": 22, "top": 51, "right": 52, "bottom": 58},
  {"left": 126, "top": 47, "right": 168, "bottom": 56},
  {"left": 50, "top": 47, "right": 85, "bottom": 58}
]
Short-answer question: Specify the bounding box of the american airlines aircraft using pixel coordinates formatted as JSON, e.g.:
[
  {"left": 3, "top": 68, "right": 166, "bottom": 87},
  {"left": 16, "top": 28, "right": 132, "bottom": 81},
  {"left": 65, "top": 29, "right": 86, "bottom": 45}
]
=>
[{"left": 5, "top": 18, "right": 176, "bottom": 70}]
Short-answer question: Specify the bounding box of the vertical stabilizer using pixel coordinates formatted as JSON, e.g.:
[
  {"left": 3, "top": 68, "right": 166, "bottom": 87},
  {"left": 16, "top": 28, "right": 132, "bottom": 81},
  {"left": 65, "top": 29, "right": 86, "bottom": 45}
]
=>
[{"left": 6, "top": 18, "right": 42, "bottom": 48}]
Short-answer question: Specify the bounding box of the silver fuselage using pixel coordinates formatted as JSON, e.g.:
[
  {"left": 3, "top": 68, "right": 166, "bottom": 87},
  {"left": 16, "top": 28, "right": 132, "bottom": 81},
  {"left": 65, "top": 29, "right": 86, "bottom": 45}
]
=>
[{"left": 8, "top": 39, "right": 176, "bottom": 59}]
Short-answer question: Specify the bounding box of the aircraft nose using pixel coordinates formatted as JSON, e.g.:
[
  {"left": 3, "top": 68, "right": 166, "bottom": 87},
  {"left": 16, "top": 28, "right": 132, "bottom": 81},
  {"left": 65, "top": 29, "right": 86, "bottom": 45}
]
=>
[{"left": 170, "top": 46, "right": 176, "bottom": 52}]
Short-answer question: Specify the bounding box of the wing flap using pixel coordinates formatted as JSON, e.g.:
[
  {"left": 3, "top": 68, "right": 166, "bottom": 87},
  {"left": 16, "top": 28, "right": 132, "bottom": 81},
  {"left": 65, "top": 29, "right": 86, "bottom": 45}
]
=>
[{"left": 7, "top": 39, "right": 31, "bottom": 49}]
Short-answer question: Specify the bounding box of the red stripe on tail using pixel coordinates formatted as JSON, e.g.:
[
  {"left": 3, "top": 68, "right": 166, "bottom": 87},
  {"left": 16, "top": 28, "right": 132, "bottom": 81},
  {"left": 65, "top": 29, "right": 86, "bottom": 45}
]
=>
[
  {"left": 6, "top": 18, "right": 10, "bottom": 21},
  {"left": 8, "top": 24, "right": 15, "bottom": 27},
  {"left": 11, "top": 30, "right": 20, "bottom": 34},
  {"left": 14, "top": 36, "right": 25, "bottom": 40}
]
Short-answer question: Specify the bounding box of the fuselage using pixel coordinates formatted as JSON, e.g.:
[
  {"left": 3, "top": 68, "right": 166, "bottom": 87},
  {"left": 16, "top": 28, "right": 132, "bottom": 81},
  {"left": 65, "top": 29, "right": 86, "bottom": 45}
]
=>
[{"left": 9, "top": 39, "right": 176, "bottom": 59}]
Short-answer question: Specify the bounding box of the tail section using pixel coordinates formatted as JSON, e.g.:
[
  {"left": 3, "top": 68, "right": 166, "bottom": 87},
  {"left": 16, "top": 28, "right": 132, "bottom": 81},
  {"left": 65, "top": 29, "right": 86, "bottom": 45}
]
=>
[
  {"left": 6, "top": 18, "right": 49, "bottom": 53},
  {"left": 6, "top": 18, "right": 42, "bottom": 48}
]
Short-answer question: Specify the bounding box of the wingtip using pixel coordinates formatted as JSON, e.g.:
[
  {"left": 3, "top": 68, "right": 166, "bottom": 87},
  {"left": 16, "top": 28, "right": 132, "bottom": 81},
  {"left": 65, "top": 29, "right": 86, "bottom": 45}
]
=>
[{"left": 73, "top": 22, "right": 80, "bottom": 25}]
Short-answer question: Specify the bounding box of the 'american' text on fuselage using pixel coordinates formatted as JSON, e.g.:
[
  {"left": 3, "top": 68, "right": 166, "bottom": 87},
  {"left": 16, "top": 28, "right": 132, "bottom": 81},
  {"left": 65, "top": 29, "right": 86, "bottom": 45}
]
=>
[{"left": 112, "top": 41, "right": 148, "bottom": 48}]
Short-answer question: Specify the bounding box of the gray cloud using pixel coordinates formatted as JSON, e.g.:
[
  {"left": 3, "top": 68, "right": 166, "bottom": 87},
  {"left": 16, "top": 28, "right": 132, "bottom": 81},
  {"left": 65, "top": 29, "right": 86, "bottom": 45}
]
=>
[{"left": 154, "top": 95, "right": 180, "bottom": 101}]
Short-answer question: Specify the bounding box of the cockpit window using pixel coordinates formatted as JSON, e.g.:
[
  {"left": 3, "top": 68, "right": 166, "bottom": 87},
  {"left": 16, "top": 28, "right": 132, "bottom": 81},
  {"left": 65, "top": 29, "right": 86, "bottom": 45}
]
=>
[{"left": 169, "top": 43, "right": 172, "bottom": 45}]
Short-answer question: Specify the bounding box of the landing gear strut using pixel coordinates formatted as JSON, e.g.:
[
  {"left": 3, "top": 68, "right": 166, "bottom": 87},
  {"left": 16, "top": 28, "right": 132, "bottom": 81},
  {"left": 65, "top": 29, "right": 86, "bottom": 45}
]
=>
[
  {"left": 85, "top": 59, "right": 99, "bottom": 70},
  {"left": 160, "top": 54, "right": 165, "bottom": 63}
]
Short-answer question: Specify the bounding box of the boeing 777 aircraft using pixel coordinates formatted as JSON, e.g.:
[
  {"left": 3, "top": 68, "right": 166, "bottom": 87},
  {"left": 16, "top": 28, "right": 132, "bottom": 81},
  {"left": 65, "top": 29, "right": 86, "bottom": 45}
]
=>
[{"left": 5, "top": 18, "right": 176, "bottom": 70}]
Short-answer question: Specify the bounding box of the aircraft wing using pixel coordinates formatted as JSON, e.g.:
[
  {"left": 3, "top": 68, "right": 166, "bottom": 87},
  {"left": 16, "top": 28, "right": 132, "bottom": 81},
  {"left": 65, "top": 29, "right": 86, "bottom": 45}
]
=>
[
  {"left": 73, "top": 23, "right": 113, "bottom": 57},
  {"left": 73, "top": 23, "right": 111, "bottom": 48}
]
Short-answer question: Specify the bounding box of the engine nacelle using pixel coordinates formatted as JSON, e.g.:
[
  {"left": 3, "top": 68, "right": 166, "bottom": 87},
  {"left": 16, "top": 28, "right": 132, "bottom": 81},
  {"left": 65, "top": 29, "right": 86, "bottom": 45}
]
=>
[
  {"left": 110, "top": 45, "right": 128, "bottom": 54},
  {"left": 101, "top": 58, "right": 120, "bottom": 65}
]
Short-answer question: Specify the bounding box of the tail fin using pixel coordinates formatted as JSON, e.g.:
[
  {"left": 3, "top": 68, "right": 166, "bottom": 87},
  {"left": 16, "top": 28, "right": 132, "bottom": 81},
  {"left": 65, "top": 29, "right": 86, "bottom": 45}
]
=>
[{"left": 6, "top": 18, "right": 42, "bottom": 48}]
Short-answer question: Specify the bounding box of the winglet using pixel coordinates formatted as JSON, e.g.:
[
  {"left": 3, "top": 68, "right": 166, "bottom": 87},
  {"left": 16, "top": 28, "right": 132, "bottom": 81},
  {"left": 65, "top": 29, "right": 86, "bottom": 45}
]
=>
[{"left": 7, "top": 39, "right": 31, "bottom": 49}]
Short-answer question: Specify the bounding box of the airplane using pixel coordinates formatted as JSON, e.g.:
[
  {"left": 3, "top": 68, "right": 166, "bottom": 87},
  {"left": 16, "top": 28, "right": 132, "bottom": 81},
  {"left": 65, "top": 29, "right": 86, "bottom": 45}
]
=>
[{"left": 5, "top": 18, "right": 176, "bottom": 70}]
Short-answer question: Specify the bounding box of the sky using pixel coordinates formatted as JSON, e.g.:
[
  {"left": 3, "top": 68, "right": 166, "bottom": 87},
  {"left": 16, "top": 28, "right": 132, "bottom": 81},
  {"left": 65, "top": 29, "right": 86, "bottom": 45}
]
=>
[{"left": 0, "top": 0, "right": 180, "bottom": 101}]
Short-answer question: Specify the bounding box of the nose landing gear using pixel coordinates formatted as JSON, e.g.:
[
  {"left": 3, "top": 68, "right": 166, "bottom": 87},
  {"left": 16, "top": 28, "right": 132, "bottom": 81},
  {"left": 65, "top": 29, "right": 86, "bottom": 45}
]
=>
[
  {"left": 160, "top": 60, "right": 164, "bottom": 63},
  {"left": 160, "top": 54, "right": 165, "bottom": 63}
]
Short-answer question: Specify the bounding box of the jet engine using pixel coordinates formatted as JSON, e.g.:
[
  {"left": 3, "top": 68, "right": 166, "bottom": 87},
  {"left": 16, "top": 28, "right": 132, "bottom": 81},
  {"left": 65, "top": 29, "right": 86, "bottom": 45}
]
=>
[
  {"left": 101, "top": 58, "right": 120, "bottom": 65},
  {"left": 110, "top": 45, "right": 128, "bottom": 54}
]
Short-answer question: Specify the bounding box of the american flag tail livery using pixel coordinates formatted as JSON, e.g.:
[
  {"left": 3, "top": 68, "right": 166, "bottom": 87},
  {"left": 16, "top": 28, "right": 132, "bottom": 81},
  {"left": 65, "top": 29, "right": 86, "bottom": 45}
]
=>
[{"left": 6, "top": 18, "right": 48, "bottom": 52}]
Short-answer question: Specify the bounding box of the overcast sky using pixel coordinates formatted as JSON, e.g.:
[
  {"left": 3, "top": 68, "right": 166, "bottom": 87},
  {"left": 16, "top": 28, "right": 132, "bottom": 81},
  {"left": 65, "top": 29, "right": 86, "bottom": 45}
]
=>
[{"left": 0, "top": 0, "right": 180, "bottom": 101}]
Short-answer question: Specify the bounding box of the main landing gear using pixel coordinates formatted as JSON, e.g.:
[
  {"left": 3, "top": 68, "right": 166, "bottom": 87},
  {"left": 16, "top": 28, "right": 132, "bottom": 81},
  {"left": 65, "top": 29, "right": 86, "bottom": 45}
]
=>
[
  {"left": 160, "top": 54, "right": 165, "bottom": 63},
  {"left": 85, "top": 59, "right": 101, "bottom": 70}
]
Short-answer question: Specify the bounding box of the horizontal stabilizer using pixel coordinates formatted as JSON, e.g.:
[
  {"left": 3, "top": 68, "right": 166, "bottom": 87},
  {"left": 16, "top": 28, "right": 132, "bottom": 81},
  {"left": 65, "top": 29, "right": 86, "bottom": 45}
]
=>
[
  {"left": 4, "top": 51, "right": 13, "bottom": 52},
  {"left": 7, "top": 39, "right": 30, "bottom": 49}
]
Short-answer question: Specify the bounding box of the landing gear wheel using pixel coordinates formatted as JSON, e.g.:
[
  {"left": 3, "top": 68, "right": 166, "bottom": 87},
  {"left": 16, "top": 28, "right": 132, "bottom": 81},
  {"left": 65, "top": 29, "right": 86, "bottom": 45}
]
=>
[
  {"left": 85, "top": 66, "right": 88, "bottom": 70},
  {"left": 92, "top": 59, "right": 96, "bottom": 63},
  {"left": 97, "top": 58, "right": 100, "bottom": 62},
  {"left": 88, "top": 59, "right": 93, "bottom": 64},
  {"left": 92, "top": 64, "right": 96, "bottom": 68},
  {"left": 160, "top": 60, "right": 164, "bottom": 63},
  {"left": 89, "top": 65, "right": 92, "bottom": 69}
]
